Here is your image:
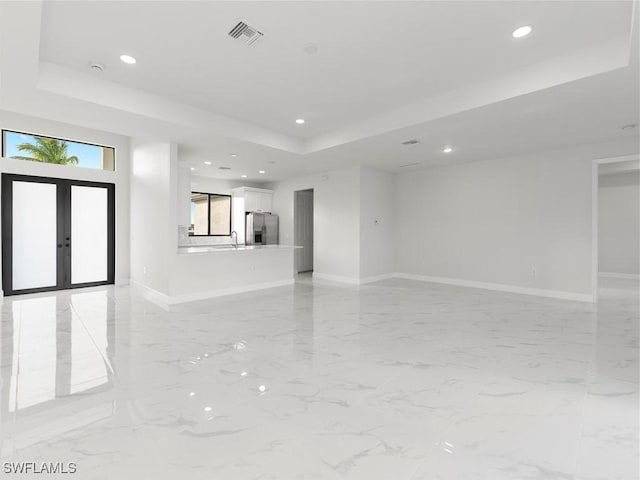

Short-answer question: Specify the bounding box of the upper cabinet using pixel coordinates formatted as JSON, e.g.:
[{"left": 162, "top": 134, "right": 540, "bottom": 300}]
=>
[
  {"left": 256, "top": 191, "right": 272, "bottom": 213},
  {"left": 232, "top": 187, "right": 273, "bottom": 213},
  {"left": 243, "top": 190, "right": 258, "bottom": 212}
]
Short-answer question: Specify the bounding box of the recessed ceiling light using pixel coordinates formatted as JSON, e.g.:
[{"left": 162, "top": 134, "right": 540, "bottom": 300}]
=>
[
  {"left": 230, "top": 153, "right": 238, "bottom": 157},
  {"left": 190, "top": 167, "right": 195, "bottom": 171},
  {"left": 304, "top": 43, "right": 319, "bottom": 54},
  {"left": 120, "top": 54, "right": 136, "bottom": 64},
  {"left": 443, "top": 146, "right": 453, "bottom": 153},
  {"left": 241, "top": 174, "right": 247, "bottom": 178},
  {"left": 512, "top": 25, "right": 532, "bottom": 38},
  {"left": 204, "top": 161, "right": 212, "bottom": 165},
  {"left": 259, "top": 170, "right": 265, "bottom": 174},
  {"left": 296, "top": 119, "right": 305, "bottom": 125}
]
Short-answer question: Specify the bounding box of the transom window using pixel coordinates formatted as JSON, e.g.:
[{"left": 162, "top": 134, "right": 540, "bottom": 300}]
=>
[
  {"left": 190, "top": 192, "right": 232, "bottom": 236},
  {"left": 1, "top": 129, "right": 116, "bottom": 171}
]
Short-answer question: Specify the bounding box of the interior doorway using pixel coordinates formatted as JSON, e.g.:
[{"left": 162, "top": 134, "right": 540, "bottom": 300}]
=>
[
  {"left": 593, "top": 157, "right": 640, "bottom": 300},
  {"left": 294, "top": 188, "right": 314, "bottom": 274},
  {"left": 1, "top": 174, "right": 115, "bottom": 296}
]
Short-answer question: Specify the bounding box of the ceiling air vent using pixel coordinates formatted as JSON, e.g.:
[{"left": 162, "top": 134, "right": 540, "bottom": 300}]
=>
[
  {"left": 228, "top": 21, "right": 263, "bottom": 46},
  {"left": 218, "top": 166, "right": 232, "bottom": 171},
  {"left": 401, "top": 139, "right": 420, "bottom": 146}
]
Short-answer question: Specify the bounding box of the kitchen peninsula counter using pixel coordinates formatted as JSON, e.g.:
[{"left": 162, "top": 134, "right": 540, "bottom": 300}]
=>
[
  {"left": 158, "top": 244, "right": 299, "bottom": 305},
  {"left": 178, "top": 244, "right": 300, "bottom": 255}
]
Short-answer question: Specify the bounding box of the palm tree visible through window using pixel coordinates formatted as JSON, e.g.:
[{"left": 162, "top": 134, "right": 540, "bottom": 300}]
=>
[
  {"left": 2, "top": 129, "right": 116, "bottom": 170},
  {"left": 12, "top": 136, "right": 79, "bottom": 165}
]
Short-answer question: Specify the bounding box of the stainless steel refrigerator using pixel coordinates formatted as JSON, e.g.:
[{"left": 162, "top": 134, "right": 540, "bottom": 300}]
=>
[{"left": 245, "top": 212, "right": 279, "bottom": 245}]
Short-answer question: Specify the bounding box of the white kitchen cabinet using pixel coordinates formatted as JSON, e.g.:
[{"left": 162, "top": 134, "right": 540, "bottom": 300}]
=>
[
  {"left": 257, "top": 192, "right": 272, "bottom": 213},
  {"left": 232, "top": 187, "right": 273, "bottom": 213},
  {"left": 243, "top": 191, "right": 257, "bottom": 212}
]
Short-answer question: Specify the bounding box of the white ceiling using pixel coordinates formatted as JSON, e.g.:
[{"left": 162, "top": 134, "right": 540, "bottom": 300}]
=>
[
  {"left": 178, "top": 63, "right": 640, "bottom": 181},
  {"left": 38, "top": 0, "right": 633, "bottom": 138},
  {"left": 0, "top": 1, "right": 638, "bottom": 181}
]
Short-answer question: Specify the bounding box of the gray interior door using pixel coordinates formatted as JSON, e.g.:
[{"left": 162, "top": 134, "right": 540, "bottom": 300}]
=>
[{"left": 294, "top": 189, "right": 314, "bottom": 273}]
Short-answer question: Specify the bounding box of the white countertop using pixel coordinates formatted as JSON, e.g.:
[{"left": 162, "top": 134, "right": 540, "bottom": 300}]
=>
[{"left": 178, "top": 244, "right": 301, "bottom": 255}]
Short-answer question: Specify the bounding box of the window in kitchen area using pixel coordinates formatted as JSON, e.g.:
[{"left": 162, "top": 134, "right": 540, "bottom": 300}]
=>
[{"left": 190, "top": 192, "right": 231, "bottom": 236}]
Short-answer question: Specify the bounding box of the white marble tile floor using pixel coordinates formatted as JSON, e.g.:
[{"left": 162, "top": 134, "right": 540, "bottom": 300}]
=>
[{"left": 0, "top": 276, "right": 637, "bottom": 479}]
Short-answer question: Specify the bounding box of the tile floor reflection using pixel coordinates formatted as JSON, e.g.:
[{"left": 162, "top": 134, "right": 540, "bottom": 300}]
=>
[{"left": 0, "top": 277, "right": 637, "bottom": 479}]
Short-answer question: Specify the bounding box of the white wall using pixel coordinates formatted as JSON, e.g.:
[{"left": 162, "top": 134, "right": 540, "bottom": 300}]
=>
[
  {"left": 130, "top": 140, "right": 176, "bottom": 294},
  {"left": 0, "top": 110, "right": 130, "bottom": 285},
  {"left": 271, "top": 166, "right": 396, "bottom": 283},
  {"left": 395, "top": 143, "right": 638, "bottom": 299},
  {"left": 271, "top": 167, "right": 361, "bottom": 282},
  {"left": 598, "top": 170, "right": 640, "bottom": 276},
  {"left": 360, "top": 167, "right": 395, "bottom": 280}
]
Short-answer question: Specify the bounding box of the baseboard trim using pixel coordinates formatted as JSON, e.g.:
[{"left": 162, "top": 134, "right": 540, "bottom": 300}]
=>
[
  {"left": 131, "top": 278, "right": 295, "bottom": 309},
  {"left": 169, "top": 279, "right": 294, "bottom": 304},
  {"left": 312, "top": 273, "right": 361, "bottom": 285},
  {"left": 312, "top": 272, "right": 395, "bottom": 285},
  {"left": 599, "top": 272, "right": 640, "bottom": 280},
  {"left": 130, "top": 280, "right": 172, "bottom": 309},
  {"left": 360, "top": 273, "right": 395, "bottom": 284},
  {"left": 393, "top": 273, "right": 594, "bottom": 303}
]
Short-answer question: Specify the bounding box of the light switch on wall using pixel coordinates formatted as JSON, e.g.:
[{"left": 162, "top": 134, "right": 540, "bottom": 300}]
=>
[{"left": 374, "top": 218, "right": 379, "bottom": 226}]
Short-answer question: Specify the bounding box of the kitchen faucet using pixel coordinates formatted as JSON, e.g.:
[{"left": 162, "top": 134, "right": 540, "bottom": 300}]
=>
[{"left": 230, "top": 230, "right": 238, "bottom": 249}]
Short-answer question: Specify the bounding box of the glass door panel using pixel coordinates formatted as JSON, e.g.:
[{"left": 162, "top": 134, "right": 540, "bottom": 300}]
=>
[
  {"left": 11, "top": 181, "right": 58, "bottom": 290},
  {"left": 71, "top": 185, "right": 108, "bottom": 284}
]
